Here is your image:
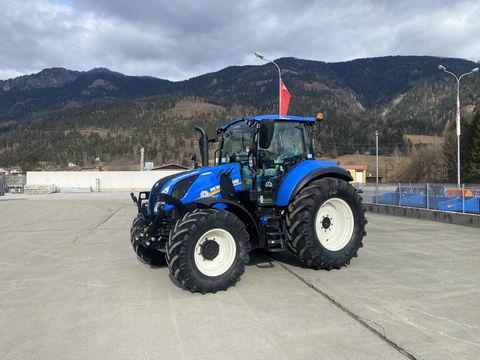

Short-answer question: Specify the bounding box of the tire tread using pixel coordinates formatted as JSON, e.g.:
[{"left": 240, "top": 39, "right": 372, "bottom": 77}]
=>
[{"left": 286, "top": 177, "right": 366, "bottom": 269}]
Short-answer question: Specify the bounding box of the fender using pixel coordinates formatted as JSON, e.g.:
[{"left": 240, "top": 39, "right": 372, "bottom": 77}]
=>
[
  {"left": 276, "top": 160, "right": 353, "bottom": 206},
  {"left": 193, "top": 197, "right": 259, "bottom": 244}
]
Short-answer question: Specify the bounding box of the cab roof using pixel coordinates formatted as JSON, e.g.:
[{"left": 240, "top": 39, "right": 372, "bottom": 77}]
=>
[{"left": 217, "top": 114, "right": 316, "bottom": 132}]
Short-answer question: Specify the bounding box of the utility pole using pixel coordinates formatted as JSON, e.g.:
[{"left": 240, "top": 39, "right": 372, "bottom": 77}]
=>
[{"left": 140, "top": 147, "right": 145, "bottom": 171}]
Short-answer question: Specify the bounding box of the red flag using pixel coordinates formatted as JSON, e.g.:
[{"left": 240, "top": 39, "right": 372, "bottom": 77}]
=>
[{"left": 280, "top": 80, "right": 291, "bottom": 116}]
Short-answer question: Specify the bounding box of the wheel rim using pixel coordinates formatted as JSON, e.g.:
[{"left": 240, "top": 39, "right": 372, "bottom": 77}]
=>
[
  {"left": 315, "top": 198, "right": 354, "bottom": 251},
  {"left": 194, "top": 228, "right": 237, "bottom": 277}
]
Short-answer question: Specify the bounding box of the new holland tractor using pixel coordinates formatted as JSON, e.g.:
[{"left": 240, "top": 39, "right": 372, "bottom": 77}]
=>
[{"left": 130, "top": 114, "right": 367, "bottom": 293}]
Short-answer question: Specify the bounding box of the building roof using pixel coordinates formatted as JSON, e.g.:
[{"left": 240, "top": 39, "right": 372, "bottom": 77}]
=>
[
  {"left": 153, "top": 163, "right": 190, "bottom": 170},
  {"left": 218, "top": 114, "right": 317, "bottom": 132},
  {"left": 0, "top": 168, "right": 6, "bottom": 173}
]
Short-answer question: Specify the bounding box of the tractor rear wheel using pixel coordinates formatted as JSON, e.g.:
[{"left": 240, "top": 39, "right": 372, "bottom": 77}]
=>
[
  {"left": 130, "top": 214, "right": 167, "bottom": 266},
  {"left": 286, "top": 177, "right": 366, "bottom": 269},
  {"left": 166, "top": 209, "right": 250, "bottom": 293}
]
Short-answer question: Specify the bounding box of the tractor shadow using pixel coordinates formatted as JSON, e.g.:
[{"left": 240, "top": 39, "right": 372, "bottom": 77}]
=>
[
  {"left": 166, "top": 250, "right": 309, "bottom": 291},
  {"left": 248, "top": 249, "right": 308, "bottom": 269}
]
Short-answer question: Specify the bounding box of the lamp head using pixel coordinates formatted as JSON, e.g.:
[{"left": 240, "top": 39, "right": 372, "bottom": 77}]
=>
[
  {"left": 254, "top": 52, "right": 264, "bottom": 60},
  {"left": 438, "top": 64, "right": 446, "bottom": 71},
  {"left": 472, "top": 67, "right": 479, "bottom": 73}
]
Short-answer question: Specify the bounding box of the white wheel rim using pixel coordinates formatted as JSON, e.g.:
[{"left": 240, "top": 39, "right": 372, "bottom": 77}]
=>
[
  {"left": 194, "top": 228, "right": 237, "bottom": 277},
  {"left": 315, "top": 198, "right": 354, "bottom": 251}
]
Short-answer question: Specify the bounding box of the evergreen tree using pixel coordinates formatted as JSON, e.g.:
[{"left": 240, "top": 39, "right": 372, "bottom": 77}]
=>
[
  {"left": 442, "top": 120, "right": 457, "bottom": 182},
  {"left": 466, "top": 112, "right": 480, "bottom": 183}
]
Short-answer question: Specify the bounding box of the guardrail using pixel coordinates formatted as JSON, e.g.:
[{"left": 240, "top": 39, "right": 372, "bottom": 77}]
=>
[{"left": 357, "top": 183, "right": 480, "bottom": 215}]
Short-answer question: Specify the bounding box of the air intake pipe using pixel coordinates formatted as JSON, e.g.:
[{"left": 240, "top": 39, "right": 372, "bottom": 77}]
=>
[{"left": 195, "top": 126, "right": 209, "bottom": 167}]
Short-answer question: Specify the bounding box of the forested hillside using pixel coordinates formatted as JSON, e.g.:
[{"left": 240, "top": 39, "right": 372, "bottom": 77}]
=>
[{"left": 0, "top": 55, "right": 479, "bottom": 170}]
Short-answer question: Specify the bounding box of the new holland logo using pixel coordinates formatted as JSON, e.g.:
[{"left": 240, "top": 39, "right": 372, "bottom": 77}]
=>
[
  {"left": 265, "top": 181, "right": 273, "bottom": 188},
  {"left": 200, "top": 190, "right": 209, "bottom": 198}
]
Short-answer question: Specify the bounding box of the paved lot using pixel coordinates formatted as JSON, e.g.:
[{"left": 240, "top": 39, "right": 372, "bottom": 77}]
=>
[{"left": 0, "top": 193, "right": 479, "bottom": 360}]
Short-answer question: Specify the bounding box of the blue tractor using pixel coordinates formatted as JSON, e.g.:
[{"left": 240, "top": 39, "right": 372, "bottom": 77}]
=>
[{"left": 130, "top": 114, "right": 367, "bottom": 293}]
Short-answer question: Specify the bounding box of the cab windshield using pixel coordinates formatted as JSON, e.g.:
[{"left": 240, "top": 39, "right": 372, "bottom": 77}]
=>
[{"left": 219, "top": 121, "right": 255, "bottom": 166}]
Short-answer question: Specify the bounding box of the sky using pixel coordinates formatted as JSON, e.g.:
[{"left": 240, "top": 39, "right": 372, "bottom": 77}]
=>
[{"left": 1, "top": 0, "right": 479, "bottom": 81}]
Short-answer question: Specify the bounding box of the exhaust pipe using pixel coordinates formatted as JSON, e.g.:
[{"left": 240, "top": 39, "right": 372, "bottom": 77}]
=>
[{"left": 194, "top": 126, "right": 209, "bottom": 167}]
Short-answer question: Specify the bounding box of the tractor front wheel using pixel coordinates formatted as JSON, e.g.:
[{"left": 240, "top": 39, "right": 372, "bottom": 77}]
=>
[
  {"left": 166, "top": 209, "right": 250, "bottom": 293},
  {"left": 130, "top": 214, "right": 167, "bottom": 266},
  {"left": 286, "top": 177, "right": 367, "bottom": 269}
]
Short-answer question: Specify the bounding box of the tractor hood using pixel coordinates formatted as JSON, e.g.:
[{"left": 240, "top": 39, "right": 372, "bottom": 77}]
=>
[{"left": 148, "top": 163, "right": 242, "bottom": 215}]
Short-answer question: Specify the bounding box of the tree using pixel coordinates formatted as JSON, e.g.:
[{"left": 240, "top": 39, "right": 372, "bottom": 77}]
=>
[
  {"left": 442, "top": 120, "right": 457, "bottom": 182},
  {"left": 20, "top": 153, "right": 39, "bottom": 172},
  {"left": 397, "top": 145, "right": 444, "bottom": 183},
  {"left": 466, "top": 112, "right": 480, "bottom": 183}
]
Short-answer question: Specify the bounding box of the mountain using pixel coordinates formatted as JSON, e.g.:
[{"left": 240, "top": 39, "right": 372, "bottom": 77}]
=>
[
  {"left": 0, "top": 55, "right": 479, "bottom": 169},
  {"left": 0, "top": 67, "right": 171, "bottom": 123}
]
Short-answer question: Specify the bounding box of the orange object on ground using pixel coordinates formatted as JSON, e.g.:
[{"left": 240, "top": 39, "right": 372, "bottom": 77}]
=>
[{"left": 444, "top": 188, "right": 478, "bottom": 197}]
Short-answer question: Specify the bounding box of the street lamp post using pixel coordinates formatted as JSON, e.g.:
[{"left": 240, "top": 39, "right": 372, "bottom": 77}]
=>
[
  {"left": 438, "top": 64, "right": 479, "bottom": 187},
  {"left": 255, "top": 52, "right": 282, "bottom": 116},
  {"left": 375, "top": 130, "right": 379, "bottom": 203}
]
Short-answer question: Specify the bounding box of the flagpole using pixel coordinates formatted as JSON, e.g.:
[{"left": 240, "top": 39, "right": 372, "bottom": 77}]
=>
[{"left": 255, "top": 52, "right": 282, "bottom": 116}]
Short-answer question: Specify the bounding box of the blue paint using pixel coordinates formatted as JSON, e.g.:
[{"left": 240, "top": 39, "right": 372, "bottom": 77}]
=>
[
  {"left": 276, "top": 159, "right": 342, "bottom": 206},
  {"left": 151, "top": 163, "right": 242, "bottom": 215}
]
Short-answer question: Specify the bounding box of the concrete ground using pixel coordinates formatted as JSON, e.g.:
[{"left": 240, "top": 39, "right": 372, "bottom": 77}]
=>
[{"left": 0, "top": 193, "right": 479, "bottom": 360}]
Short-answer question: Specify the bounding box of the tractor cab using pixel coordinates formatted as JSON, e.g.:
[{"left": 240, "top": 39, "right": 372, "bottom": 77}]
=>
[{"left": 217, "top": 115, "right": 317, "bottom": 204}]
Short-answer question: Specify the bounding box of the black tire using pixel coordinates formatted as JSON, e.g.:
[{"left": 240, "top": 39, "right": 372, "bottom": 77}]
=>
[
  {"left": 130, "top": 214, "right": 167, "bottom": 266},
  {"left": 286, "top": 177, "right": 367, "bottom": 269},
  {"left": 166, "top": 209, "right": 250, "bottom": 294}
]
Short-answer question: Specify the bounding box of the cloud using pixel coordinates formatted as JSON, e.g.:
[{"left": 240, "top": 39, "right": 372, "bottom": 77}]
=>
[{"left": 0, "top": 0, "right": 479, "bottom": 81}]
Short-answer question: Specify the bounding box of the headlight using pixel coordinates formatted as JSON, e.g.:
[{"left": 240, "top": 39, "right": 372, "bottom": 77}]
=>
[{"left": 172, "top": 175, "right": 199, "bottom": 199}]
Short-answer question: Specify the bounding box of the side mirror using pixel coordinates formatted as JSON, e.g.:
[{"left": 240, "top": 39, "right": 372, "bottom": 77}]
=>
[{"left": 259, "top": 119, "right": 274, "bottom": 149}]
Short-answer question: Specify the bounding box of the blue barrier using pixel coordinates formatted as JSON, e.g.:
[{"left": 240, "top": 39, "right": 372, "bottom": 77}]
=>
[
  {"left": 372, "top": 192, "right": 399, "bottom": 205},
  {"left": 400, "top": 193, "right": 427, "bottom": 208},
  {"left": 371, "top": 188, "right": 480, "bottom": 214},
  {"left": 437, "top": 197, "right": 480, "bottom": 213}
]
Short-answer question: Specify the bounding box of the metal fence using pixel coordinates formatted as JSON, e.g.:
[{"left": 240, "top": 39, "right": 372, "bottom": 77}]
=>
[
  {"left": 4, "top": 174, "right": 26, "bottom": 193},
  {"left": 357, "top": 183, "right": 480, "bottom": 214}
]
